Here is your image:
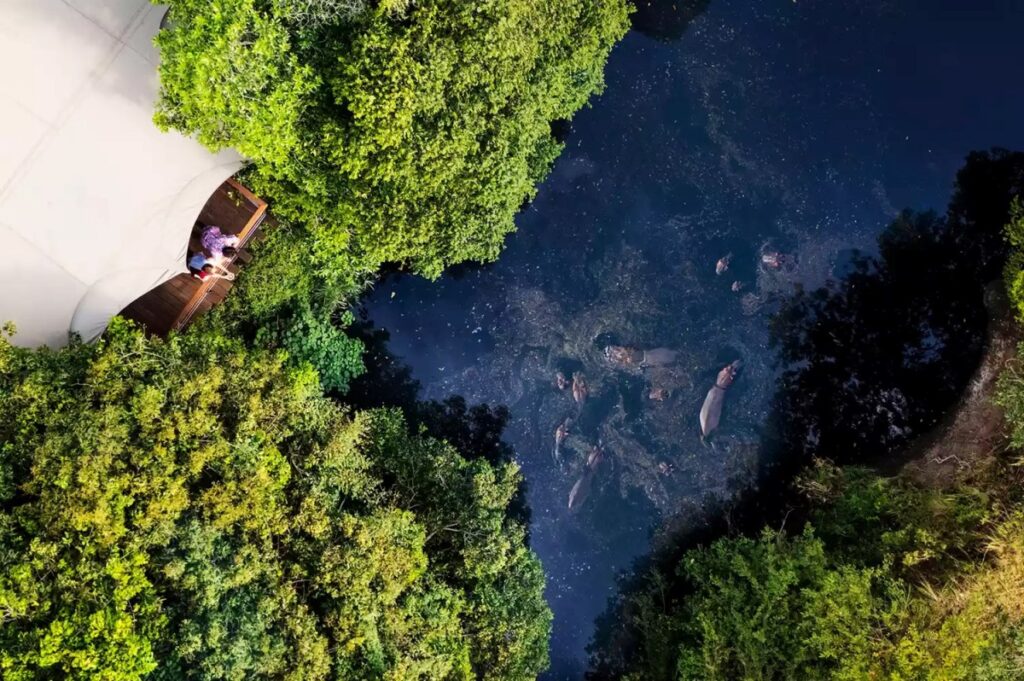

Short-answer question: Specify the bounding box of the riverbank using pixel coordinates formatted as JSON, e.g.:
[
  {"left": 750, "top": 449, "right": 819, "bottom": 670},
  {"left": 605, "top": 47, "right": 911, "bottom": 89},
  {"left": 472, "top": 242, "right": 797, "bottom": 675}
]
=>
[{"left": 900, "top": 282, "right": 1021, "bottom": 488}]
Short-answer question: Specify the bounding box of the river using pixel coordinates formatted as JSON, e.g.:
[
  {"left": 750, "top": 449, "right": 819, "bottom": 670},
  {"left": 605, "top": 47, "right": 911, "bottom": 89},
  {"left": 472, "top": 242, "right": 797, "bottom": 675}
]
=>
[{"left": 357, "top": 1, "right": 1024, "bottom": 677}]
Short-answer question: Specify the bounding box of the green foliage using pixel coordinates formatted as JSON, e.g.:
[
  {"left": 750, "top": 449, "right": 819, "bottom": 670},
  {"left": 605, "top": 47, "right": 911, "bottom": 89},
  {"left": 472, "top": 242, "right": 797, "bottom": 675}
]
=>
[
  {"left": 216, "top": 221, "right": 324, "bottom": 322},
  {"left": 256, "top": 306, "right": 365, "bottom": 393},
  {"left": 156, "top": 0, "right": 631, "bottom": 281},
  {"left": 1003, "top": 199, "right": 1024, "bottom": 322},
  {"left": 273, "top": 0, "right": 369, "bottom": 27},
  {"left": 0, "top": 321, "right": 549, "bottom": 680},
  {"left": 608, "top": 464, "right": 1024, "bottom": 681},
  {"left": 671, "top": 527, "right": 904, "bottom": 681},
  {"left": 996, "top": 339, "right": 1024, "bottom": 453},
  {"left": 801, "top": 461, "right": 990, "bottom": 574}
]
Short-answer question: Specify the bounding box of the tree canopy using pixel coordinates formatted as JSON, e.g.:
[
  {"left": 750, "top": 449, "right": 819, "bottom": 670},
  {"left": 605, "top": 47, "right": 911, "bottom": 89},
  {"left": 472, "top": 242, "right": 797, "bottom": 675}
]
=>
[
  {"left": 595, "top": 463, "right": 1024, "bottom": 681},
  {"left": 0, "top": 320, "right": 550, "bottom": 680},
  {"left": 155, "top": 0, "right": 631, "bottom": 282}
]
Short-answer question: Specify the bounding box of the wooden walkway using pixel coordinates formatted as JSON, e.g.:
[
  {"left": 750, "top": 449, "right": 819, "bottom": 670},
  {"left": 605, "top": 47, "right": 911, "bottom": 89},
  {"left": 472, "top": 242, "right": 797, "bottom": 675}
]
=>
[{"left": 121, "top": 179, "right": 267, "bottom": 335}]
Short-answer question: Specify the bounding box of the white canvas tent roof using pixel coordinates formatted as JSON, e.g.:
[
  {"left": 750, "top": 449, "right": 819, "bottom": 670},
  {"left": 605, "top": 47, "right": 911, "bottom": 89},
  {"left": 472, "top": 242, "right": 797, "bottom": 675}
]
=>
[{"left": 0, "top": 1, "right": 243, "bottom": 348}]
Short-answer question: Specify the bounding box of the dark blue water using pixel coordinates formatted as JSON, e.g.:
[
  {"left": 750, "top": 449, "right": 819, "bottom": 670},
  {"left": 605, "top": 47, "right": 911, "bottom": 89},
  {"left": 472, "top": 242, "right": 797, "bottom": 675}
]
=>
[{"left": 361, "top": 2, "right": 1024, "bottom": 677}]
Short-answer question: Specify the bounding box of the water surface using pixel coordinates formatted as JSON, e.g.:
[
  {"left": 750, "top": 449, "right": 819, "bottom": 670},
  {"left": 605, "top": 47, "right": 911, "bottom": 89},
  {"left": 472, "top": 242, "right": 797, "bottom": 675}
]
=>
[{"left": 360, "top": 2, "right": 1024, "bottom": 677}]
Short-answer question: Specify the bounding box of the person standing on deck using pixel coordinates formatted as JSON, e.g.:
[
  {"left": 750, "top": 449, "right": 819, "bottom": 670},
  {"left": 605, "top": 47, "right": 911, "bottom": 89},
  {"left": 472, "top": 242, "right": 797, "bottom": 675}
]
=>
[{"left": 201, "top": 225, "right": 240, "bottom": 260}]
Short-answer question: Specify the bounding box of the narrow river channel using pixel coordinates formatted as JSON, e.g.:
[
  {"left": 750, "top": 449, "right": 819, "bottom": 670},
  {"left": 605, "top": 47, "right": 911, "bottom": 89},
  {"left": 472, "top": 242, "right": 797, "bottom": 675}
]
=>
[{"left": 358, "top": 2, "right": 1024, "bottom": 677}]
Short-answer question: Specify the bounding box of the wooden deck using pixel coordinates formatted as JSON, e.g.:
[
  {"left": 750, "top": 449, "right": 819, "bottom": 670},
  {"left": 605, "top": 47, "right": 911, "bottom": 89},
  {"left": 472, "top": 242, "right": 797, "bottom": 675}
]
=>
[{"left": 121, "top": 179, "right": 267, "bottom": 335}]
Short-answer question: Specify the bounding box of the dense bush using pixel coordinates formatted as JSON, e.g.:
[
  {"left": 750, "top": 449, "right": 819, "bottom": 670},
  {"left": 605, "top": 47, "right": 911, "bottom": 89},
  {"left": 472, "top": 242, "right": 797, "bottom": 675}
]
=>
[
  {"left": 1002, "top": 198, "right": 1024, "bottom": 323},
  {"left": 0, "top": 321, "right": 550, "bottom": 680},
  {"left": 606, "top": 464, "right": 1024, "bottom": 681},
  {"left": 156, "top": 0, "right": 631, "bottom": 285},
  {"left": 255, "top": 306, "right": 365, "bottom": 393}
]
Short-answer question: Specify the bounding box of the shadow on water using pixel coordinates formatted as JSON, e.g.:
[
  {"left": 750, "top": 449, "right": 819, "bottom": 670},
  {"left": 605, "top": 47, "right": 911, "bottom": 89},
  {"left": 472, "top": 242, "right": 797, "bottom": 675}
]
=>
[
  {"left": 631, "top": 0, "right": 712, "bottom": 41},
  {"left": 584, "top": 148, "right": 1024, "bottom": 679},
  {"left": 345, "top": 316, "right": 532, "bottom": 527}
]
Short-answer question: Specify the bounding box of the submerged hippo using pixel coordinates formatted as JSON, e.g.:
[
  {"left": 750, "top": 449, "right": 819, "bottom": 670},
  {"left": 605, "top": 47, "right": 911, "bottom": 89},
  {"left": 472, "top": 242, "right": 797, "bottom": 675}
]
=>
[
  {"left": 553, "top": 417, "right": 572, "bottom": 465},
  {"left": 604, "top": 345, "right": 644, "bottom": 367},
  {"left": 762, "top": 251, "right": 784, "bottom": 269},
  {"left": 604, "top": 345, "right": 678, "bottom": 370},
  {"left": 641, "top": 348, "right": 678, "bottom": 367},
  {"left": 649, "top": 387, "right": 670, "bottom": 401},
  {"left": 699, "top": 360, "right": 742, "bottom": 438},
  {"left": 568, "top": 445, "right": 605, "bottom": 511},
  {"left": 572, "top": 372, "right": 589, "bottom": 404},
  {"left": 716, "top": 253, "right": 732, "bottom": 275},
  {"left": 555, "top": 371, "right": 568, "bottom": 391},
  {"left": 568, "top": 472, "right": 594, "bottom": 512}
]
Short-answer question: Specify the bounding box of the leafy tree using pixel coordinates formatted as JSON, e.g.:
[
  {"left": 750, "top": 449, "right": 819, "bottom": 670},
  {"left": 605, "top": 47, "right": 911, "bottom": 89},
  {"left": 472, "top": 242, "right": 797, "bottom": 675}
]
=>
[
  {"left": 255, "top": 305, "right": 365, "bottom": 393},
  {"left": 591, "top": 456, "right": 1024, "bottom": 681},
  {"left": 666, "top": 527, "right": 904, "bottom": 681},
  {"left": 155, "top": 0, "right": 631, "bottom": 283},
  {"left": 1002, "top": 198, "right": 1024, "bottom": 322},
  {"left": 800, "top": 461, "right": 990, "bottom": 575},
  {"left": 0, "top": 321, "right": 549, "bottom": 680}
]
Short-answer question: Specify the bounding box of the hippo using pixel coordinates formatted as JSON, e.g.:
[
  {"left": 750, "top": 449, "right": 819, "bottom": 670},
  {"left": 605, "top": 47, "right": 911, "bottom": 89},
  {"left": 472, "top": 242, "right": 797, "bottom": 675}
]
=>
[
  {"left": 699, "top": 360, "right": 742, "bottom": 438},
  {"left": 604, "top": 346, "right": 678, "bottom": 370},
  {"left": 641, "top": 348, "right": 678, "bottom": 367},
  {"left": 553, "top": 417, "right": 572, "bottom": 465},
  {"left": 568, "top": 444, "right": 605, "bottom": 511},
  {"left": 716, "top": 253, "right": 732, "bottom": 275},
  {"left": 555, "top": 371, "right": 568, "bottom": 391},
  {"left": 762, "top": 252, "right": 783, "bottom": 269},
  {"left": 572, "top": 372, "right": 589, "bottom": 404},
  {"left": 604, "top": 345, "right": 644, "bottom": 368},
  {"left": 649, "top": 387, "right": 669, "bottom": 401},
  {"left": 568, "top": 471, "right": 594, "bottom": 512}
]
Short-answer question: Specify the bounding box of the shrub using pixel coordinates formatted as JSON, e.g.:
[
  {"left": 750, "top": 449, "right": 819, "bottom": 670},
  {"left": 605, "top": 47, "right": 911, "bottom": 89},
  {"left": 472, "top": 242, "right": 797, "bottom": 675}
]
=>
[{"left": 254, "top": 305, "right": 365, "bottom": 393}]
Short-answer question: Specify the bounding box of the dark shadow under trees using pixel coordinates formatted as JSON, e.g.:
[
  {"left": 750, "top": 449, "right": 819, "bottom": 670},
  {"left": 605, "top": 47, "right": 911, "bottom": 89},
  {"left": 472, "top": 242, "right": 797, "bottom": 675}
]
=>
[
  {"left": 630, "top": 0, "right": 712, "bottom": 41},
  {"left": 344, "top": 316, "right": 532, "bottom": 528},
  {"left": 585, "top": 148, "right": 1024, "bottom": 679}
]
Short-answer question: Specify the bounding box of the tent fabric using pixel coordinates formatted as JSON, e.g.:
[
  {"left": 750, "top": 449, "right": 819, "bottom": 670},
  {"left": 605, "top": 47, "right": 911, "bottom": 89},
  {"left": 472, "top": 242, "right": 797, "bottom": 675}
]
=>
[{"left": 0, "top": 0, "right": 243, "bottom": 348}]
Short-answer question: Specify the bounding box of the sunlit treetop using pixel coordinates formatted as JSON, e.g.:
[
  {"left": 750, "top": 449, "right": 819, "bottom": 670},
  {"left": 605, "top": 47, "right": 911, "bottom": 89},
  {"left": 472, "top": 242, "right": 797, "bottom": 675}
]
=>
[{"left": 155, "top": 0, "right": 631, "bottom": 281}]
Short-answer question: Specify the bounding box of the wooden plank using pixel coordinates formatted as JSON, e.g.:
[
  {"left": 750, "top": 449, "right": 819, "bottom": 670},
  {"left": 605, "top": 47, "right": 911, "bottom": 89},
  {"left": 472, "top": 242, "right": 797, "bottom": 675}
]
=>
[
  {"left": 121, "top": 179, "right": 268, "bottom": 336},
  {"left": 227, "top": 177, "right": 266, "bottom": 209},
  {"left": 171, "top": 189, "right": 268, "bottom": 332}
]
